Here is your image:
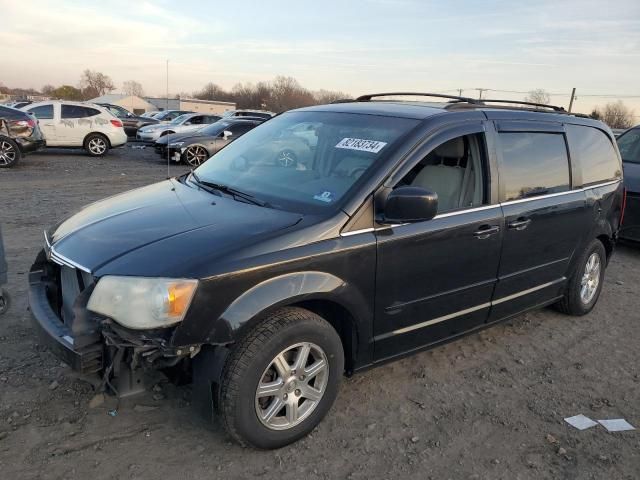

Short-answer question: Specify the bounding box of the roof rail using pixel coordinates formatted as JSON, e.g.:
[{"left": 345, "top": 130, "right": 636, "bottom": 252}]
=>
[
  {"left": 477, "top": 99, "right": 566, "bottom": 112},
  {"left": 356, "top": 92, "right": 481, "bottom": 104}
]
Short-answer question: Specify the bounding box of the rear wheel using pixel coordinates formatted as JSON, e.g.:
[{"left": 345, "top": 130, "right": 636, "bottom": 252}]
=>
[
  {"left": 183, "top": 145, "right": 209, "bottom": 167},
  {"left": 556, "top": 239, "right": 606, "bottom": 315},
  {"left": 0, "top": 137, "right": 21, "bottom": 168},
  {"left": 84, "top": 133, "right": 109, "bottom": 157},
  {"left": 219, "top": 307, "right": 344, "bottom": 449},
  {"left": 0, "top": 288, "right": 10, "bottom": 315}
]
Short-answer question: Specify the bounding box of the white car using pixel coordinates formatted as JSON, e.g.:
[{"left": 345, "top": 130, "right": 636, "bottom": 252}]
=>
[
  {"left": 22, "top": 101, "right": 127, "bottom": 156},
  {"left": 136, "top": 113, "right": 221, "bottom": 142}
]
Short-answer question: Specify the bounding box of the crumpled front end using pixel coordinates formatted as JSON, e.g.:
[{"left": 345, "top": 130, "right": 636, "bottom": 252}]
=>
[{"left": 28, "top": 244, "right": 199, "bottom": 396}]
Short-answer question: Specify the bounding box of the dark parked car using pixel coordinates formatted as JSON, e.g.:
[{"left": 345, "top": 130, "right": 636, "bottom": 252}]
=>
[
  {"left": 155, "top": 118, "right": 263, "bottom": 166},
  {"left": 29, "top": 93, "right": 624, "bottom": 449},
  {"left": 97, "top": 103, "right": 160, "bottom": 137},
  {"left": 0, "top": 105, "right": 46, "bottom": 167},
  {"left": 616, "top": 126, "right": 640, "bottom": 240}
]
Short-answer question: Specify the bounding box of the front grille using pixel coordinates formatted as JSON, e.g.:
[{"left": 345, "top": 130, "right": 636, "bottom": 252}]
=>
[{"left": 59, "top": 265, "right": 93, "bottom": 325}]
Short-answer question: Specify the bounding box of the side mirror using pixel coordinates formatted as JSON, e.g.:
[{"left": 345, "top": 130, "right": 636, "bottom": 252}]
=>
[
  {"left": 382, "top": 186, "right": 438, "bottom": 223},
  {"left": 223, "top": 130, "right": 233, "bottom": 139},
  {"left": 127, "top": 112, "right": 134, "bottom": 118}
]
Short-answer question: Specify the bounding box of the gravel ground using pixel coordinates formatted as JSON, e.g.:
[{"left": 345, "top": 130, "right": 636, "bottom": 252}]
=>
[{"left": 0, "top": 145, "right": 639, "bottom": 479}]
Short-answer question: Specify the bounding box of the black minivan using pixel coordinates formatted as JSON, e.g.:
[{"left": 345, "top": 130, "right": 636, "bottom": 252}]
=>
[
  {"left": 616, "top": 126, "right": 640, "bottom": 241},
  {"left": 29, "top": 93, "right": 624, "bottom": 449}
]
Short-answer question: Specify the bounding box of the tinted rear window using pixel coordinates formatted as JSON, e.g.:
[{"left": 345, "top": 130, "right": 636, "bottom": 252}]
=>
[
  {"left": 0, "top": 106, "right": 23, "bottom": 120},
  {"left": 498, "top": 132, "right": 570, "bottom": 201},
  {"left": 566, "top": 125, "right": 622, "bottom": 186},
  {"left": 616, "top": 128, "right": 640, "bottom": 165},
  {"left": 61, "top": 105, "right": 100, "bottom": 119}
]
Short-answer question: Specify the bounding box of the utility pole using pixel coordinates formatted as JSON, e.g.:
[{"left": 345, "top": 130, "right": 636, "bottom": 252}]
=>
[
  {"left": 458, "top": 89, "right": 463, "bottom": 97},
  {"left": 568, "top": 87, "right": 576, "bottom": 113},
  {"left": 475, "top": 88, "right": 487, "bottom": 100}
]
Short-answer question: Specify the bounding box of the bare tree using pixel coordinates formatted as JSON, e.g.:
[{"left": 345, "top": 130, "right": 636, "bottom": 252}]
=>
[
  {"left": 79, "top": 70, "right": 115, "bottom": 99},
  {"left": 524, "top": 89, "right": 551, "bottom": 105},
  {"left": 592, "top": 101, "right": 635, "bottom": 129},
  {"left": 122, "top": 80, "right": 144, "bottom": 97},
  {"left": 313, "top": 89, "right": 351, "bottom": 104},
  {"left": 41, "top": 84, "right": 55, "bottom": 95},
  {"left": 194, "top": 82, "right": 233, "bottom": 102}
]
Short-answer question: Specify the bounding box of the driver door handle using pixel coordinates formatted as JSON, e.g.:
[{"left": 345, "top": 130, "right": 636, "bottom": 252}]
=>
[
  {"left": 473, "top": 225, "right": 500, "bottom": 239},
  {"left": 508, "top": 217, "right": 532, "bottom": 230}
]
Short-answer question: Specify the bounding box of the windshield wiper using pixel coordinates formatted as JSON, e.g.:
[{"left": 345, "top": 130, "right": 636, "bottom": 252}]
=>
[{"left": 190, "top": 171, "right": 271, "bottom": 208}]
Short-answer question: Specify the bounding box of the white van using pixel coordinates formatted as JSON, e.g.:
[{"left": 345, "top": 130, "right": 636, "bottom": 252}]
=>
[{"left": 23, "top": 101, "right": 127, "bottom": 156}]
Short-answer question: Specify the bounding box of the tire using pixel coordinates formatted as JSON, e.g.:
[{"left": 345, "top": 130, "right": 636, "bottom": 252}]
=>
[
  {"left": 0, "top": 136, "right": 22, "bottom": 168},
  {"left": 84, "top": 133, "right": 109, "bottom": 157},
  {"left": 220, "top": 307, "right": 344, "bottom": 449},
  {"left": 0, "top": 288, "right": 10, "bottom": 315},
  {"left": 183, "top": 145, "right": 209, "bottom": 167},
  {"left": 556, "top": 239, "right": 607, "bottom": 316}
]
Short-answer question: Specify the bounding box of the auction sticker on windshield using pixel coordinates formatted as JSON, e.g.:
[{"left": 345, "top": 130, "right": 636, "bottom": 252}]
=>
[{"left": 335, "top": 138, "right": 387, "bottom": 153}]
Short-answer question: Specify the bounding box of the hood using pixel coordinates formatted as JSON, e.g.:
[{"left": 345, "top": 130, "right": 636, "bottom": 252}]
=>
[
  {"left": 155, "top": 131, "right": 205, "bottom": 145},
  {"left": 48, "top": 178, "right": 302, "bottom": 275}
]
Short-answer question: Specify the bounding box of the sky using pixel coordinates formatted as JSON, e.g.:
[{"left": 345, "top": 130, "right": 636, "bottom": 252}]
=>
[{"left": 1, "top": 0, "right": 640, "bottom": 115}]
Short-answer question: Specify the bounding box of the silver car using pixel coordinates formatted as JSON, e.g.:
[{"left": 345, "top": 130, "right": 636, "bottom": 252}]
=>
[{"left": 136, "top": 113, "right": 220, "bottom": 142}]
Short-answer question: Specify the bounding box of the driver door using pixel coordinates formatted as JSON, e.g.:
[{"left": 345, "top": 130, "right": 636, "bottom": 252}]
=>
[{"left": 374, "top": 124, "right": 503, "bottom": 360}]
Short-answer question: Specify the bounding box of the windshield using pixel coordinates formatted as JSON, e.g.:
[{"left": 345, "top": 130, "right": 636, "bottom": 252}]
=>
[
  {"left": 617, "top": 128, "right": 640, "bottom": 164},
  {"left": 193, "top": 111, "right": 419, "bottom": 213},
  {"left": 170, "top": 114, "right": 189, "bottom": 125}
]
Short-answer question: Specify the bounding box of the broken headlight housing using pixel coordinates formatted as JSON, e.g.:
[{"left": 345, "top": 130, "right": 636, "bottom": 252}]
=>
[{"left": 87, "top": 276, "right": 198, "bottom": 330}]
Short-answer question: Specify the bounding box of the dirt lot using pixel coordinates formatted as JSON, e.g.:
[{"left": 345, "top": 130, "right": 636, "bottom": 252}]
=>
[{"left": 1, "top": 145, "right": 639, "bottom": 479}]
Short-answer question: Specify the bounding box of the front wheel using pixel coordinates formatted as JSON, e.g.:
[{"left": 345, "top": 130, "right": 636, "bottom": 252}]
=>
[
  {"left": 556, "top": 239, "right": 607, "bottom": 315},
  {"left": 219, "top": 307, "right": 344, "bottom": 449},
  {"left": 84, "top": 133, "right": 109, "bottom": 157}
]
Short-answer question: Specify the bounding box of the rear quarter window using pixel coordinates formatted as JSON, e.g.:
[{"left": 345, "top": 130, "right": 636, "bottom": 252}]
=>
[
  {"left": 566, "top": 125, "right": 622, "bottom": 186},
  {"left": 498, "top": 132, "right": 570, "bottom": 201},
  {"left": 61, "top": 105, "right": 101, "bottom": 119}
]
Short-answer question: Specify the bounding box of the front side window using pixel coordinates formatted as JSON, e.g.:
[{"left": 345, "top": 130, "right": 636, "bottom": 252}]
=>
[
  {"left": 498, "top": 132, "right": 570, "bottom": 201},
  {"left": 194, "top": 111, "right": 419, "bottom": 213},
  {"left": 566, "top": 125, "right": 622, "bottom": 185},
  {"left": 27, "top": 104, "right": 53, "bottom": 120},
  {"left": 170, "top": 114, "right": 189, "bottom": 125},
  {"left": 394, "top": 134, "right": 488, "bottom": 213},
  {"left": 616, "top": 128, "right": 640, "bottom": 165}
]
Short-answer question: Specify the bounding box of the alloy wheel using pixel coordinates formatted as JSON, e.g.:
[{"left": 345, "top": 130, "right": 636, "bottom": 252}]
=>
[
  {"left": 88, "top": 137, "right": 107, "bottom": 155},
  {"left": 185, "top": 145, "right": 208, "bottom": 166},
  {"left": 0, "top": 141, "right": 17, "bottom": 166},
  {"left": 255, "top": 342, "right": 329, "bottom": 430},
  {"left": 580, "top": 252, "right": 601, "bottom": 304}
]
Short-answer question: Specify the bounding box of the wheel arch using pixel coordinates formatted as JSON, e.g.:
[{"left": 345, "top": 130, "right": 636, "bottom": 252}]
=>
[
  {"left": 208, "top": 272, "right": 368, "bottom": 374},
  {"left": 83, "top": 131, "right": 110, "bottom": 148}
]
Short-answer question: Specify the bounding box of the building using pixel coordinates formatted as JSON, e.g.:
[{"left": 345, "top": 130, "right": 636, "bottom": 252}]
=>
[
  {"left": 88, "top": 94, "right": 156, "bottom": 115},
  {"left": 145, "top": 97, "right": 236, "bottom": 115}
]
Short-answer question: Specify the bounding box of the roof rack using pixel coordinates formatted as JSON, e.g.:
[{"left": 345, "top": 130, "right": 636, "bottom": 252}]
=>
[
  {"left": 356, "top": 92, "right": 481, "bottom": 104},
  {"left": 476, "top": 99, "right": 566, "bottom": 112}
]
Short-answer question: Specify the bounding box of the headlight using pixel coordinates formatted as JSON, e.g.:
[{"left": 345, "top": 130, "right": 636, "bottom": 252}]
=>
[
  {"left": 169, "top": 142, "right": 184, "bottom": 147},
  {"left": 87, "top": 276, "right": 198, "bottom": 329}
]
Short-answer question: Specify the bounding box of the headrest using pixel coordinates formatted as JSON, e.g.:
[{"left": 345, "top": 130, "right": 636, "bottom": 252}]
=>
[{"left": 434, "top": 137, "right": 464, "bottom": 158}]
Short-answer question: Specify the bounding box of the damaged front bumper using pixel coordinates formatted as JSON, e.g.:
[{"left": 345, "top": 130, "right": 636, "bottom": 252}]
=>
[{"left": 28, "top": 250, "right": 200, "bottom": 395}]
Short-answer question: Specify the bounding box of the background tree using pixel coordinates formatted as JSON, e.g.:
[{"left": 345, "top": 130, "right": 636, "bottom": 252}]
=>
[
  {"left": 122, "top": 80, "right": 144, "bottom": 97},
  {"left": 41, "top": 84, "right": 55, "bottom": 95},
  {"left": 51, "top": 85, "right": 84, "bottom": 101},
  {"left": 313, "top": 89, "right": 351, "bottom": 104},
  {"left": 524, "top": 88, "right": 551, "bottom": 105},
  {"left": 592, "top": 101, "right": 635, "bottom": 129},
  {"left": 194, "top": 82, "right": 233, "bottom": 102},
  {"left": 79, "top": 69, "right": 115, "bottom": 99}
]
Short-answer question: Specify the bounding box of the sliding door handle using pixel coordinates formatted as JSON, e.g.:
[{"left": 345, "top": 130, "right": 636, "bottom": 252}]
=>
[
  {"left": 473, "top": 225, "right": 500, "bottom": 239},
  {"left": 508, "top": 218, "right": 532, "bottom": 230}
]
